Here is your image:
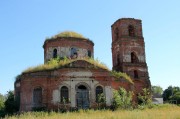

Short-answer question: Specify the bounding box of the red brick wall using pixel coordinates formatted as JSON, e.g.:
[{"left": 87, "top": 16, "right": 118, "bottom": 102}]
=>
[{"left": 111, "top": 18, "right": 151, "bottom": 99}]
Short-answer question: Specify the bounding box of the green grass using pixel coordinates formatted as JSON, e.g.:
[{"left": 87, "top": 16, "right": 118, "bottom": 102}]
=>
[
  {"left": 5, "top": 104, "right": 180, "bottom": 119},
  {"left": 53, "top": 31, "right": 86, "bottom": 39},
  {"left": 21, "top": 58, "right": 133, "bottom": 84},
  {"left": 23, "top": 58, "right": 109, "bottom": 73},
  {"left": 45, "top": 31, "right": 94, "bottom": 43},
  {"left": 111, "top": 71, "right": 133, "bottom": 84}
]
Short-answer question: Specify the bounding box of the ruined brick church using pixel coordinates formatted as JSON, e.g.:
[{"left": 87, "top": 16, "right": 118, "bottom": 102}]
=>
[{"left": 15, "top": 18, "right": 151, "bottom": 111}]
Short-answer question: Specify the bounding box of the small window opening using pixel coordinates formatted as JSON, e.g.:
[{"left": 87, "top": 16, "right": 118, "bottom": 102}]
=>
[
  {"left": 61, "top": 86, "right": 69, "bottom": 103},
  {"left": 71, "top": 47, "right": 78, "bottom": 59},
  {"left": 96, "top": 86, "right": 103, "bottom": 102},
  {"left": 128, "top": 25, "right": 135, "bottom": 36},
  {"left": 131, "top": 52, "right": 139, "bottom": 63},
  {"left": 53, "top": 49, "right": 57, "bottom": 58},
  {"left": 134, "top": 70, "right": 139, "bottom": 79},
  {"left": 88, "top": 50, "right": 91, "bottom": 57}
]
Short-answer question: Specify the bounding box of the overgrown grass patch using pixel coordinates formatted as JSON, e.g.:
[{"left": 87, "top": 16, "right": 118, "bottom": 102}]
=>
[
  {"left": 21, "top": 58, "right": 133, "bottom": 84},
  {"left": 22, "top": 58, "right": 109, "bottom": 73},
  {"left": 5, "top": 104, "right": 180, "bottom": 119}
]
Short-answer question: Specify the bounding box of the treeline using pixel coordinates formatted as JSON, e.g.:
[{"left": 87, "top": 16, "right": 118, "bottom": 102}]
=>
[{"left": 152, "top": 85, "right": 180, "bottom": 104}]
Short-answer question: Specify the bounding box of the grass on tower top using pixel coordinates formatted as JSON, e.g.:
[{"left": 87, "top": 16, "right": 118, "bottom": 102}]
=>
[{"left": 45, "top": 31, "right": 87, "bottom": 40}]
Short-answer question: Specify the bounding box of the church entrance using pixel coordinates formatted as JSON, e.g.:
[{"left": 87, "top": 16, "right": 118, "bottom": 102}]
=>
[{"left": 76, "top": 85, "right": 90, "bottom": 109}]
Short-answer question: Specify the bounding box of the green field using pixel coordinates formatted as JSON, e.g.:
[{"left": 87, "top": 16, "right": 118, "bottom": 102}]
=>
[{"left": 4, "top": 104, "right": 180, "bottom": 119}]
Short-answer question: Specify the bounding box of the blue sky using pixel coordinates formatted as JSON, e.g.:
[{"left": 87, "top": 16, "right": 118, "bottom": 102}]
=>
[{"left": 0, "top": 1, "right": 180, "bottom": 95}]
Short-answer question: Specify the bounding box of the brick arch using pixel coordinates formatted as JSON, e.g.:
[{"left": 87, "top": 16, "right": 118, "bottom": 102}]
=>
[
  {"left": 94, "top": 84, "right": 104, "bottom": 102},
  {"left": 59, "top": 83, "right": 71, "bottom": 103},
  {"left": 75, "top": 82, "right": 91, "bottom": 91},
  {"left": 59, "top": 83, "right": 70, "bottom": 90},
  {"left": 131, "top": 51, "right": 139, "bottom": 63},
  {"left": 31, "top": 85, "right": 44, "bottom": 92},
  {"left": 94, "top": 84, "right": 104, "bottom": 92}
]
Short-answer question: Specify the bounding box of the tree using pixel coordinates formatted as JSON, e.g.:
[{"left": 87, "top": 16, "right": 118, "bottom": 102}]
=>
[
  {"left": 152, "top": 85, "right": 163, "bottom": 95},
  {"left": 163, "top": 86, "right": 173, "bottom": 101},
  {"left": 4, "top": 91, "right": 19, "bottom": 114},
  {"left": 171, "top": 91, "right": 180, "bottom": 104},
  {"left": 0, "top": 94, "right": 5, "bottom": 110},
  {"left": 163, "top": 86, "right": 180, "bottom": 104}
]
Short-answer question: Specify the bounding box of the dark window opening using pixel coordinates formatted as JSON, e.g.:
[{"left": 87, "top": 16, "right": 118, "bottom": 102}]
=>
[
  {"left": 33, "top": 87, "right": 42, "bottom": 106},
  {"left": 71, "top": 47, "right": 78, "bottom": 59},
  {"left": 53, "top": 49, "right": 57, "bottom": 58},
  {"left": 134, "top": 70, "right": 139, "bottom": 79},
  {"left": 88, "top": 50, "right": 91, "bottom": 57},
  {"left": 117, "top": 54, "right": 120, "bottom": 65},
  {"left": 61, "top": 86, "right": 69, "bottom": 103},
  {"left": 96, "top": 86, "right": 103, "bottom": 102},
  {"left": 78, "top": 85, "right": 87, "bottom": 90},
  {"left": 128, "top": 25, "right": 135, "bottom": 36},
  {"left": 131, "top": 52, "right": 139, "bottom": 63}
]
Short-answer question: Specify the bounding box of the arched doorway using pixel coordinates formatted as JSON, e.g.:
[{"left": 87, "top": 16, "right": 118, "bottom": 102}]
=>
[{"left": 76, "top": 85, "right": 90, "bottom": 109}]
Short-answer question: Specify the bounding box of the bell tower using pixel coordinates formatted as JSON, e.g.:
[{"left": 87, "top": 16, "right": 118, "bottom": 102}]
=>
[{"left": 111, "top": 18, "right": 151, "bottom": 94}]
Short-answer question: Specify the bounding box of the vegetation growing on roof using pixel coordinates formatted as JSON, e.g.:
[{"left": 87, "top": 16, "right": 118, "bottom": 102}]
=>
[
  {"left": 45, "top": 31, "right": 88, "bottom": 40},
  {"left": 45, "top": 31, "right": 94, "bottom": 43},
  {"left": 111, "top": 71, "right": 133, "bottom": 84},
  {"left": 22, "top": 57, "right": 133, "bottom": 84},
  {"left": 23, "top": 57, "right": 109, "bottom": 73},
  {"left": 54, "top": 31, "right": 85, "bottom": 38}
]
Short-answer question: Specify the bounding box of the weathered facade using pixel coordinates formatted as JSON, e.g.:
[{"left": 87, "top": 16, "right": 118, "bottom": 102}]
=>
[
  {"left": 15, "top": 18, "right": 151, "bottom": 111},
  {"left": 111, "top": 18, "right": 151, "bottom": 96},
  {"left": 43, "top": 37, "right": 94, "bottom": 63}
]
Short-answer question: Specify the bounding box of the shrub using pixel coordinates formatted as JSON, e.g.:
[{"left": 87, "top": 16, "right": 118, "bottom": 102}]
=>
[
  {"left": 97, "top": 93, "right": 106, "bottom": 109},
  {"left": 111, "top": 71, "right": 133, "bottom": 84},
  {"left": 138, "top": 88, "right": 152, "bottom": 106},
  {"left": 112, "top": 87, "right": 133, "bottom": 110}
]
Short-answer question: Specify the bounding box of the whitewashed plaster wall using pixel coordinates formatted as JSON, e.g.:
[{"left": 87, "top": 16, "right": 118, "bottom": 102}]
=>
[
  {"left": 51, "top": 71, "right": 113, "bottom": 107},
  {"left": 45, "top": 47, "right": 93, "bottom": 61}
]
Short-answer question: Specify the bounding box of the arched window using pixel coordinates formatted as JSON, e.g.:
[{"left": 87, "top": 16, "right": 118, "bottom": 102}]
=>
[
  {"left": 115, "top": 27, "right": 119, "bottom": 40},
  {"left": 53, "top": 49, "right": 57, "bottom": 58},
  {"left": 33, "top": 87, "right": 42, "bottom": 106},
  {"left": 88, "top": 50, "right": 91, "bottom": 57},
  {"left": 71, "top": 47, "right": 78, "bottom": 59},
  {"left": 61, "top": 86, "right": 69, "bottom": 103},
  {"left": 131, "top": 52, "right": 139, "bottom": 63},
  {"left": 128, "top": 25, "right": 135, "bottom": 36},
  {"left": 96, "top": 86, "right": 103, "bottom": 102},
  {"left": 134, "top": 70, "right": 139, "bottom": 78}
]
